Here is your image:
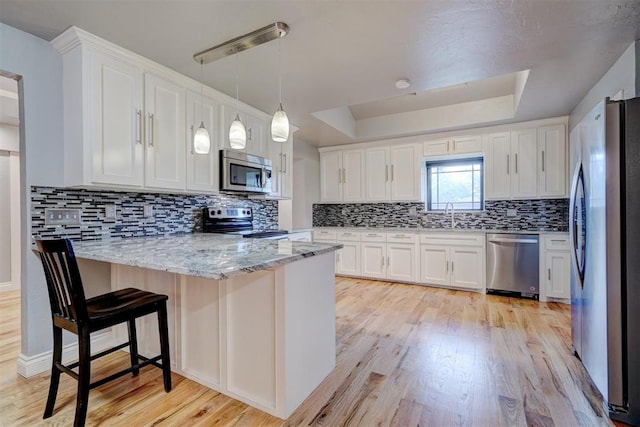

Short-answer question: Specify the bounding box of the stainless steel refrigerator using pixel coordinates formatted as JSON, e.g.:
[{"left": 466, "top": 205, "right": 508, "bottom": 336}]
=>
[{"left": 570, "top": 97, "right": 640, "bottom": 424}]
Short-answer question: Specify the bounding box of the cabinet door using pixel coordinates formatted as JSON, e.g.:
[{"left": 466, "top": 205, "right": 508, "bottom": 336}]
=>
[
  {"left": 365, "top": 147, "right": 390, "bottom": 201},
  {"left": 424, "top": 139, "right": 450, "bottom": 156},
  {"left": 245, "top": 113, "right": 268, "bottom": 158},
  {"left": 361, "top": 242, "right": 386, "bottom": 279},
  {"left": 269, "top": 134, "right": 293, "bottom": 198},
  {"left": 320, "top": 151, "right": 343, "bottom": 202},
  {"left": 220, "top": 105, "right": 244, "bottom": 152},
  {"left": 484, "top": 132, "right": 511, "bottom": 199},
  {"left": 387, "top": 243, "right": 417, "bottom": 282},
  {"left": 452, "top": 135, "right": 483, "bottom": 154},
  {"left": 144, "top": 73, "right": 186, "bottom": 190},
  {"left": 342, "top": 150, "right": 365, "bottom": 202},
  {"left": 186, "top": 90, "right": 219, "bottom": 192},
  {"left": 390, "top": 144, "right": 419, "bottom": 201},
  {"left": 336, "top": 242, "right": 360, "bottom": 276},
  {"left": 419, "top": 245, "right": 449, "bottom": 287},
  {"left": 510, "top": 129, "right": 538, "bottom": 198},
  {"left": 89, "top": 51, "right": 144, "bottom": 186},
  {"left": 545, "top": 251, "right": 570, "bottom": 299},
  {"left": 538, "top": 124, "right": 566, "bottom": 198},
  {"left": 450, "top": 246, "right": 484, "bottom": 290}
]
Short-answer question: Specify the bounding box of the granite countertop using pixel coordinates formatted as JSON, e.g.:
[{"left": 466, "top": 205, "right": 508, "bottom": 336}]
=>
[
  {"left": 313, "top": 226, "right": 568, "bottom": 235},
  {"left": 72, "top": 234, "right": 343, "bottom": 280}
]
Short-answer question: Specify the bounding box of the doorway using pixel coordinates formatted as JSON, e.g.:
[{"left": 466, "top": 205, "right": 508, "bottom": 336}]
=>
[{"left": 0, "top": 75, "right": 21, "bottom": 291}]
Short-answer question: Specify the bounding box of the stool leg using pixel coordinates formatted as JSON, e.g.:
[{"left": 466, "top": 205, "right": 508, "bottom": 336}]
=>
[
  {"left": 74, "top": 327, "right": 91, "bottom": 427},
  {"left": 157, "top": 303, "right": 172, "bottom": 392},
  {"left": 127, "top": 319, "right": 139, "bottom": 376},
  {"left": 44, "top": 326, "right": 62, "bottom": 418}
]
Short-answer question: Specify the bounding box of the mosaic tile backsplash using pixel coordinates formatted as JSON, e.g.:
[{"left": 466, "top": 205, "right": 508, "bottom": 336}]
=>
[
  {"left": 313, "top": 199, "right": 569, "bottom": 231},
  {"left": 31, "top": 187, "right": 278, "bottom": 241}
]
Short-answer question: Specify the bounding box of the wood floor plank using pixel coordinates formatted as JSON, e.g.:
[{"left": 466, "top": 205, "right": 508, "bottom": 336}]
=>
[{"left": 0, "top": 280, "right": 617, "bottom": 426}]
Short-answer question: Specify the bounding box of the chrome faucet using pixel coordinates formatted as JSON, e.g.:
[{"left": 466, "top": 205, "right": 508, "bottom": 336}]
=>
[{"left": 444, "top": 202, "right": 456, "bottom": 228}]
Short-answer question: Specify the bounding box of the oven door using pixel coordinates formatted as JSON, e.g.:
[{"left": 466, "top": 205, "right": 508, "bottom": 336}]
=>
[{"left": 222, "top": 157, "right": 270, "bottom": 193}]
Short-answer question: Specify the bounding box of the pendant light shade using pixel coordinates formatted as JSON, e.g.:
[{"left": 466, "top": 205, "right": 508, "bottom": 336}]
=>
[
  {"left": 229, "top": 114, "right": 246, "bottom": 149},
  {"left": 193, "top": 60, "right": 211, "bottom": 154},
  {"left": 194, "top": 121, "right": 211, "bottom": 154},
  {"left": 271, "top": 104, "right": 289, "bottom": 142}
]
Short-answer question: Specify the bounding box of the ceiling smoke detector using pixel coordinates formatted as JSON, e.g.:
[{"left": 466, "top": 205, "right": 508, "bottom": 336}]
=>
[{"left": 395, "top": 79, "right": 411, "bottom": 89}]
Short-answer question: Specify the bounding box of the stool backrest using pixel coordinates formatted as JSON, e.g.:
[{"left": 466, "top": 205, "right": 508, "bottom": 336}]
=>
[{"left": 34, "top": 238, "right": 89, "bottom": 323}]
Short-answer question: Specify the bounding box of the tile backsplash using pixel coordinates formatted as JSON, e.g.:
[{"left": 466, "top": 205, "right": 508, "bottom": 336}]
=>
[
  {"left": 313, "top": 199, "right": 569, "bottom": 231},
  {"left": 31, "top": 186, "right": 278, "bottom": 241}
]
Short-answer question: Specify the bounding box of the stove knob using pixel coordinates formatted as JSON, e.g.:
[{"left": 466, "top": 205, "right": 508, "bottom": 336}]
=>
[{"left": 217, "top": 210, "right": 222, "bottom": 215}]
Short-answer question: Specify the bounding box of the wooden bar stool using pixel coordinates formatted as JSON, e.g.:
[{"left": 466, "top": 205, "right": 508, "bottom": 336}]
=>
[{"left": 33, "top": 238, "right": 172, "bottom": 427}]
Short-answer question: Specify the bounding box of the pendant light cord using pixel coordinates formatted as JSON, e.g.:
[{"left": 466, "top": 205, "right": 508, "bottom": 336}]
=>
[
  {"left": 235, "top": 51, "right": 240, "bottom": 114},
  {"left": 200, "top": 59, "right": 204, "bottom": 122},
  {"left": 278, "top": 37, "right": 282, "bottom": 105}
]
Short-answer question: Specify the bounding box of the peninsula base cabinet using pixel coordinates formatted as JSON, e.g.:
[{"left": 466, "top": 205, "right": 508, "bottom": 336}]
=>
[
  {"left": 419, "top": 233, "right": 485, "bottom": 292},
  {"left": 109, "top": 253, "right": 336, "bottom": 419},
  {"left": 539, "top": 234, "right": 570, "bottom": 302}
]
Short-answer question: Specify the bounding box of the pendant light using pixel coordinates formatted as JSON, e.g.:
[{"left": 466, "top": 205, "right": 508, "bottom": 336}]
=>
[
  {"left": 193, "top": 59, "right": 211, "bottom": 154},
  {"left": 271, "top": 37, "right": 289, "bottom": 142},
  {"left": 229, "top": 51, "right": 246, "bottom": 149}
]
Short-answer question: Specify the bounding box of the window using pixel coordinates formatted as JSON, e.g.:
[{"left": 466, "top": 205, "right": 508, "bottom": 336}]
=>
[{"left": 426, "top": 157, "right": 484, "bottom": 211}]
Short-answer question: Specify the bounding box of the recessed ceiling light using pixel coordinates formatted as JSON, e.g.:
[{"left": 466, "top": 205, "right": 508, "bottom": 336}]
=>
[{"left": 395, "top": 79, "right": 410, "bottom": 89}]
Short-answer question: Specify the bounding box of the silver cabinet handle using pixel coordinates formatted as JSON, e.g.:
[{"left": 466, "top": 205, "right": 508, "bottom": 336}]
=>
[
  {"left": 247, "top": 127, "right": 252, "bottom": 141},
  {"left": 387, "top": 256, "right": 390, "bottom": 267},
  {"left": 190, "top": 124, "right": 195, "bottom": 154},
  {"left": 393, "top": 234, "right": 408, "bottom": 239},
  {"left": 548, "top": 268, "right": 551, "bottom": 280},
  {"left": 451, "top": 261, "right": 454, "bottom": 272},
  {"left": 507, "top": 154, "right": 509, "bottom": 174},
  {"left": 283, "top": 153, "right": 287, "bottom": 173},
  {"left": 147, "top": 113, "right": 154, "bottom": 146},
  {"left": 542, "top": 150, "right": 545, "bottom": 172},
  {"left": 390, "top": 164, "right": 394, "bottom": 181},
  {"left": 515, "top": 153, "right": 518, "bottom": 173},
  {"left": 136, "top": 109, "right": 142, "bottom": 144},
  {"left": 342, "top": 168, "right": 346, "bottom": 184},
  {"left": 385, "top": 165, "right": 389, "bottom": 182}
]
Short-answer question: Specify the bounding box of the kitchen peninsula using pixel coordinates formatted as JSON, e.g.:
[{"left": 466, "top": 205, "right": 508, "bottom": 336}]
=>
[{"left": 71, "top": 234, "right": 342, "bottom": 419}]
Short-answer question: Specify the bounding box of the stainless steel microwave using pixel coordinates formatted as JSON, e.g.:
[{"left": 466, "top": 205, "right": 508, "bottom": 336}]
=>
[{"left": 220, "top": 149, "right": 272, "bottom": 194}]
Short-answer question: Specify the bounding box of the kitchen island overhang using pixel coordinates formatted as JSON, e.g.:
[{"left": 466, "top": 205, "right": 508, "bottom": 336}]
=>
[{"left": 72, "top": 234, "right": 343, "bottom": 419}]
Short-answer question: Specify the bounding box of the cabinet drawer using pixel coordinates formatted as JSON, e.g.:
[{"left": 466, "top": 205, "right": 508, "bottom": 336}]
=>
[
  {"left": 337, "top": 231, "right": 361, "bottom": 241},
  {"left": 313, "top": 229, "right": 336, "bottom": 241},
  {"left": 420, "top": 233, "right": 484, "bottom": 247},
  {"left": 387, "top": 232, "right": 417, "bottom": 244},
  {"left": 544, "top": 235, "right": 569, "bottom": 250},
  {"left": 361, "top": 232, "right": 386, "bottom": 242}
]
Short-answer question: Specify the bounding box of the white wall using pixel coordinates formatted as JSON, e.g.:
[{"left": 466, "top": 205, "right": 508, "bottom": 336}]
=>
[
  {"left": 0, "top": 122, "right": 20, "bottom": 291},
  {"left": 569, "top": 41, "right": 638, "bottom": 130},
  {"left": 0, "top": 23, "right": 64, "bottom": 358},
  {"left": 0, "top": 152, "right": 11, "bottom": 286},
  {"left": 292, "top": 139, "right": 320, "bottom": 229}
]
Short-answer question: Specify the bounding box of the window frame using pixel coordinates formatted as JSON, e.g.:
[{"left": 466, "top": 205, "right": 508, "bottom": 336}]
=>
[{"left": 426, "top": 156, "right": 484, "bottom": 212}]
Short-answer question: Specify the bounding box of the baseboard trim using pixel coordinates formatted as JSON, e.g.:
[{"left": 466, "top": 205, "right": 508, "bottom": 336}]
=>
[{"left": 17, "top": 331, "right": 114, "bottom": 378}]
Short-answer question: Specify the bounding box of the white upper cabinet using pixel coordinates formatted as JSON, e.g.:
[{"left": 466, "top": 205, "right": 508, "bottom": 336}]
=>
[
  {"left": 485, "top": 125, "right": 565, "bottom": 200},
  {"left": 88, "top": 50, "right": 144, "bottom": 187},
  {"left": 144, "top": 73, "right": 186, "bottom": 190},
  {"left": 424, "top": 135, "right": 482, "bottom": 156},
  {"left": 537, "top": 124, "right": 567, "bottom": 197},
  {"left": 363, "top": 144, "right": 420, "bottom": 202},
  {"left": 186, "top": 89, "right": 219, "bottom": 193},
  {"left": 510, "top": 128, "right": 538, "bottom": 198},
  {"left": 320, "top": 149, "right": 365, "bottom": 203},
  {"left": 484, "top": 132, "right": 511, "bottom": 199},
  {"left": 269, "top": 134, "right": 293, "bottom": 199}
]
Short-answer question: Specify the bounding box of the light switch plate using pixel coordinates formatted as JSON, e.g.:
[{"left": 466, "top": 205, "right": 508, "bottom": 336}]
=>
[
  {"left": 506, "top": 208, "right": 517, "bottom": 217},
  {"left": 105, "top": 205, "right": 117, "bottom": 220},
  {"left": 143, "top": 204, "right": 153, "bottom": 218},
  {"left": 45, "top": 208, "right": 82, "bottom": 225}
]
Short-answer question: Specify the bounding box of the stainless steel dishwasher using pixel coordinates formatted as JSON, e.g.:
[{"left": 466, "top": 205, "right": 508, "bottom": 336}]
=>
[{"left": 486, "top": 233, "right": 539, "bottom": 299}]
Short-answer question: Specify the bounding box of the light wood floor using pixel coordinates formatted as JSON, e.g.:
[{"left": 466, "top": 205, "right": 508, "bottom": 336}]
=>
[{"left": 0, "top": 278, "right": 614, "bottom": 426}]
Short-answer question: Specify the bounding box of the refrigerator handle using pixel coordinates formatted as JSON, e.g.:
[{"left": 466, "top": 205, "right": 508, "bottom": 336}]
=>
[{"left": 569, "top": 163, "right": 586, "bottom": 287}]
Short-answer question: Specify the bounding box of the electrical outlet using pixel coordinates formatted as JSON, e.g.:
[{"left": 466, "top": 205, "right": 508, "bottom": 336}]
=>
[
  {"left": 506, "top": 208, "right": 517, "bottom": 217},
  {"left": 105, "top": 205, "right": 117, "bottom": 220},
  {"left": 45, "top": 208, "right": 82, "bottom": 225},
  {"left": 408, "top": 206, "right": 418, "bottom": 217},
  {"left": 143, "top": 204, "right": 153, "bottom": 218}
]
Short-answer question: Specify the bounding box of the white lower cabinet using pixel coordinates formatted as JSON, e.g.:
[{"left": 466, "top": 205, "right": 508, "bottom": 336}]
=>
[
  {"left": 540, "top": 234, "right": 570, "bottom": 301},
  {"left": 337, "top": 242, "right": 361, "bottom": 276},
  {"left": 361, "top": 242, "right": 386, "bottom": 279},
  {"left": 419, "top": 233, "right": 485, "bottom": 292},
  {"left": 387, "top": 243, "right": 418, "bottom": 282}
]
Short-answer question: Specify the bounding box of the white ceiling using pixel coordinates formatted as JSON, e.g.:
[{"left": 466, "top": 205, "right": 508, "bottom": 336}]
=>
[{"left": 0, "top": 1, "right": 639, "bottom": 146}]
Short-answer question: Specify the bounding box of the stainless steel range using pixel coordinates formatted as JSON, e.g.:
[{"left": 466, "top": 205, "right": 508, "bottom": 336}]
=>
[{"left": 202, "top": 207, "right": 288, "bottom": 239}]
